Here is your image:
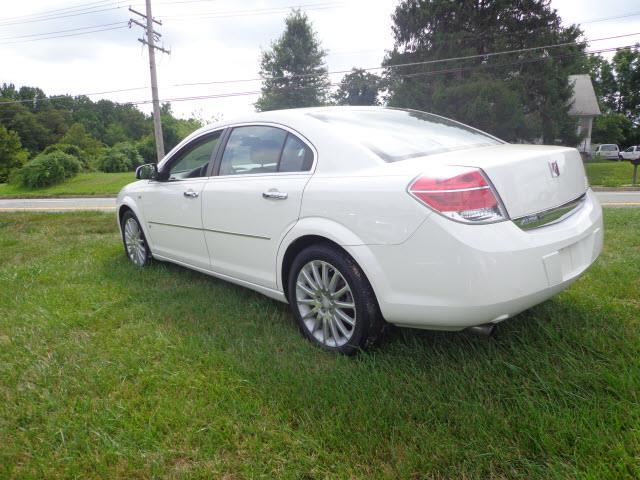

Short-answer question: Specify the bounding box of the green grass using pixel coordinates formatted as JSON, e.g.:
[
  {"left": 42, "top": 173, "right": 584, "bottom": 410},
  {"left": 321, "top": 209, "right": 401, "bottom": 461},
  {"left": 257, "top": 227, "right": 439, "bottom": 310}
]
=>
[
  {"left": 0, "top": 172, "right": 134, "bottom": 197},
  {"left": 585, "top": 161, "right": 638, "bottom": 187},
  {"left": 0, "top": 211, "right": 639, "bottom": 479}
]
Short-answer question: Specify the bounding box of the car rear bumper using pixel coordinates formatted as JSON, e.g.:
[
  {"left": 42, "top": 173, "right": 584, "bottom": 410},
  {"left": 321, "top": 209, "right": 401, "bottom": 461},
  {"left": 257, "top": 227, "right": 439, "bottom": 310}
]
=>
[{"left": 347, "top": 189, "right": 603, "bottom": 330}]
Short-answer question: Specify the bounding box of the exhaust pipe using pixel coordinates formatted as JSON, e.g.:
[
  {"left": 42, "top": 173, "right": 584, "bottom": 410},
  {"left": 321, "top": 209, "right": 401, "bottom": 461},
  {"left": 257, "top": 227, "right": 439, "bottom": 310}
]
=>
[{"left": 466, "top": 324, "right": 496, "bottom": 337}]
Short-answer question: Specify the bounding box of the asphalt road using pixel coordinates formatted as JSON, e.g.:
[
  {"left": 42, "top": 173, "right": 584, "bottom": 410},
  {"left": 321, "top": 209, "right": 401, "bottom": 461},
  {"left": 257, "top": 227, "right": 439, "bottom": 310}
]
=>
[
  {"left": 0, "top": 197, "right": 116, "bottom": 212},
  {"left": 0, "top": 191, "right": 638, "bottom": 212}
]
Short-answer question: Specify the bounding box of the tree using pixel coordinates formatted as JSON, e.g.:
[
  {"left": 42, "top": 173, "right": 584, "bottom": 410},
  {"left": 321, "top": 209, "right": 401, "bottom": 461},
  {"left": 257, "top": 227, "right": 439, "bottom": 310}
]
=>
[
  {"left": 256, "top": 9, "right": 329, "bottom": 111},
  {"left": 586, "top": 55, "right": 618, "bottom": 112},
  {"left": 334, "top": 69, "right": 381, "bottom": 106},
  {"left": 591, "top": 113, "right": 632, "bottom": 145},
  {"left": 384, "top": 0, "right": 585, "bottom": 144},
  {"left": 59, "top": 123, "right": 104, "bottom": 157},
  {"left": 0, "top": 125, "right": 29, "bottom": 182},
  {"left": 612, "top": 46, "right": 640, "bottom": 123}
]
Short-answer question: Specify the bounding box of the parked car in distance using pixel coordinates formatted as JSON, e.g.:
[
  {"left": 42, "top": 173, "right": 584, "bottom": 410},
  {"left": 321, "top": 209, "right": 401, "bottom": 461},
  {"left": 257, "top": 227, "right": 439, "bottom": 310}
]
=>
[
  {"left": 117, "top": 107, "right": 603, "bottom": 354},
  {"left": 619, "top": 145, "right": 640, "bottom": 161},
  {"left": 594, "top": 143, "right": 620, "bottom": 160}
]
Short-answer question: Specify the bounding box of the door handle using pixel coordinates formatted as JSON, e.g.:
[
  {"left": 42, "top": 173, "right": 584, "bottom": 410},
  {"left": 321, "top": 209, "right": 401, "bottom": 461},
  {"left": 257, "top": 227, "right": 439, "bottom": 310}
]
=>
[
  {"left": 262, "top": 190, "right": 288, "bottom": 200},
  {"left": 183, "top": 189, "right": 199, "bottom": 198}
]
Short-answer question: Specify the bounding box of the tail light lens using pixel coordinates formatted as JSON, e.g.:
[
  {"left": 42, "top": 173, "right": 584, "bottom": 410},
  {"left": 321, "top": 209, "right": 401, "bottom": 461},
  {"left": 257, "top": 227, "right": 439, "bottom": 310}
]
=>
[{"left": 408, "top": 166, "right": 508, "bottom": 224}]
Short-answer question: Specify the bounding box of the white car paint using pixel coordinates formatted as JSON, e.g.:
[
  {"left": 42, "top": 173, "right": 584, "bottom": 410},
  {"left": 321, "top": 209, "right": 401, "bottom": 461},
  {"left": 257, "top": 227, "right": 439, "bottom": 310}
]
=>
[
  {"left": 619, "top": 146, "right": 640, "bottom": 161},
  {"left": 594, "top": 144, "right": 620, "bottom": 160},
  {"left": 117, "top": 107, "right": 603, "bottom": 331}
]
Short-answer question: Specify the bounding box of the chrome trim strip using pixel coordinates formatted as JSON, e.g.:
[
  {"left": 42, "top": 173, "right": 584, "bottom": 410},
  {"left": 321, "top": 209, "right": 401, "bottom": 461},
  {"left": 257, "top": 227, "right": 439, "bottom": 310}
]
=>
[
  {"left": 148, "top": 221, "right": 270, "bottom": 240},
  {"left": 513, "top": 193, "right": 587, "bottom": 230}
]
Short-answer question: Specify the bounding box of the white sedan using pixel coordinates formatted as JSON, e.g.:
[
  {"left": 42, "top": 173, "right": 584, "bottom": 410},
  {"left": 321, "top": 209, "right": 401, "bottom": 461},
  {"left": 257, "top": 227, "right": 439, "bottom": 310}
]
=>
[{"left": 117, "top": 107, "right": 603, "bottom": 354}]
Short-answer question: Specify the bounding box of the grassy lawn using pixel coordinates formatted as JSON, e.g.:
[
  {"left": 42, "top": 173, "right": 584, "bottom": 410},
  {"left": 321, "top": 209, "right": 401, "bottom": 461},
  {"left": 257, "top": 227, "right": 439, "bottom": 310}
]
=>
[
  {"left": 0, "top": 172, "right": 134, "bottom": 198},
  {"left": 585, "top": 161, "right": 638, "bottom": 187},
  {"left": 0, "top": 211, "right": 638, "bottom": 478}
]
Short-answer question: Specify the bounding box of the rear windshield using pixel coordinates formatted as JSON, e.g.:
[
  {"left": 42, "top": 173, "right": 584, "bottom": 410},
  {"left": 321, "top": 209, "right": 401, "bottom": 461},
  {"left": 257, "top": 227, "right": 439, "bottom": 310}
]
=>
[{"left": 308, "top": 108, "right": 502, "bottom": 162}]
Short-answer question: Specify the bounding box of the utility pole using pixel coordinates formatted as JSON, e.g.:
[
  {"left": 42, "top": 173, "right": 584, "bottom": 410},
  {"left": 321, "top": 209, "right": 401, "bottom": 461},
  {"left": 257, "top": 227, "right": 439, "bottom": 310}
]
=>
[{"left": 129, "top": 1, "right": 170, "bottom": 162}]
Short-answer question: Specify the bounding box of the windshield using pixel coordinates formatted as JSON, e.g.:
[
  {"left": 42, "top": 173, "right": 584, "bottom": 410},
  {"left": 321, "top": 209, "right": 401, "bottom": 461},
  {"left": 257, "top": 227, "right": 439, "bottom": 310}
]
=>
[{"left": 308, "top": 108, "right": 502, "bottom": 162}]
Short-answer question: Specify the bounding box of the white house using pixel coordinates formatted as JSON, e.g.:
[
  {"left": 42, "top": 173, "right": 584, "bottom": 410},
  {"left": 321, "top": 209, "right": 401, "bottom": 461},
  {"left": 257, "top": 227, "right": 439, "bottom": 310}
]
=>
[{"left": 568, "top": 74, "right": 601, "bottom": 153}]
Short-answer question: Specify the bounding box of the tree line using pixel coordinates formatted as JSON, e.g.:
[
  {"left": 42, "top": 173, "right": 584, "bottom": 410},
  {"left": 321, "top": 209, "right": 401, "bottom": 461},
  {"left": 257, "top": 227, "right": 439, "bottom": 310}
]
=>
[{"left": 0, "top": 86, "right": 202, "bottom": 185}]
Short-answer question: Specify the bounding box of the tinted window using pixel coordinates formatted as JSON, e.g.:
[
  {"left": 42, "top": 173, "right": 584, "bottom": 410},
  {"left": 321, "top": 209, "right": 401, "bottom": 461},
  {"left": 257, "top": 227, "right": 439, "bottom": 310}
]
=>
[
  {"left": 625, "top": 146, "right": 634, "bottom": 152},
  {"left": 308, "top": 108, "right": 501, "bottom": 162},
  {"left": 600, "top": 145, "right": 617, "bottom": 151},
  {"left": 279, "top": 134, "right": 313, "bottom": 172},
  {"left": 168, "top": 132, "right": 221, "bottom": 180},
  {"left": 220, "top": 126, "right": 287, "bottom": 176}
]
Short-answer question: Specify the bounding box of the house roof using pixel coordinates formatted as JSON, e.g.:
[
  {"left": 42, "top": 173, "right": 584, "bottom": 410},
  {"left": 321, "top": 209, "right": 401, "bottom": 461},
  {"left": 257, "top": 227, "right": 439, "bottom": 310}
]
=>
[{"left": 568, "top": 74, "right": 601, "bottom": 116}]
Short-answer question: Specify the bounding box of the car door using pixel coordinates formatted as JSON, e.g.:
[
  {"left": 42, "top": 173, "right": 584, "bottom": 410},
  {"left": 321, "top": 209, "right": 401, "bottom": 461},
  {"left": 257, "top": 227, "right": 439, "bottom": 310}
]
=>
[
  {"left": 201, "top": 124, "right": 315, "bottom": 289},
  {"left": 141, "top": 130, "right": 223, "bottom": 269}
]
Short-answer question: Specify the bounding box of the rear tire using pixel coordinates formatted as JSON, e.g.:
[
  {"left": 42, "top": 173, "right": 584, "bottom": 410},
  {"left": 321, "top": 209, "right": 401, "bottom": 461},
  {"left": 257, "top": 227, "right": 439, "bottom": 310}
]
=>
[
  {"left": 121, "top": 211, "right": 152, "bottom": 267},
  {"left": 287, "top": 244, "right": 386, "bottom": 355}
]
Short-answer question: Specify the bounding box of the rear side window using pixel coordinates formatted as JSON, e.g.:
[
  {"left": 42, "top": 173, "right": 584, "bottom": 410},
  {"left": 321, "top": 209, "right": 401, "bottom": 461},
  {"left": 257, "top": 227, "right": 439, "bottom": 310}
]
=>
[
  {"left": 280, "top": 134, "right": 314, "bottom": 172},
  {"left": 309, "top": 108, "right": 501, "bottom": 162},
  {"left": 219, "top": 125, "right": 313, "bottom": 175}
]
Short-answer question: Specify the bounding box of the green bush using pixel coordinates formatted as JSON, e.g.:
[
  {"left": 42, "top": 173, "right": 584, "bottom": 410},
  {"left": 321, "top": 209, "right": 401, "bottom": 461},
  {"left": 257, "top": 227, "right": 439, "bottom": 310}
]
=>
[
  {"left": 16, "top": 155, "right": 65, "bottom": 188},
  {"left": 136, "top": 135, "right": 157, "bottom": 164},
  {"left": 14, "top": 151, "right": 81, "bottom": 188},
  {"left": 97, "top": 142, "right": 143, "bottom": 172},
  {"left": 0, "top": 125, "right": 29, "bottom": 183},
  {"left": 42, "top": 144, "right": 91, "bottom": 171}
]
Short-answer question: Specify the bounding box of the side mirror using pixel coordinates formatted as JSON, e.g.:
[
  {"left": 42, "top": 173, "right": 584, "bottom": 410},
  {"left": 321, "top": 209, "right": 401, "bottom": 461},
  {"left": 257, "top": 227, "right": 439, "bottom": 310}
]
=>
[{"left": 135, "top": 163, "right": 158, "bottom": 180}]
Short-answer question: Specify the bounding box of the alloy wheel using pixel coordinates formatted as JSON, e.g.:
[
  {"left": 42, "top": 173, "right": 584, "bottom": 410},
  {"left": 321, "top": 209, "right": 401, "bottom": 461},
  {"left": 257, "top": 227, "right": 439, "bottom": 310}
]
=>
[
  {"left": 295, "top": 260, "right": 356, "bottom": 347},
  {"left": 123, "top": 217, "right": 148, "bottom": 266}
]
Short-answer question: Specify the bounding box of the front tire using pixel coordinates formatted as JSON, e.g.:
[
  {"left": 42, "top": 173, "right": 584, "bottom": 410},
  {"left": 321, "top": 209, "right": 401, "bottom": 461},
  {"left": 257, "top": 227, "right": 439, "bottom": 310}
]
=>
[
  {"left": 121, "top": 211, "right": 152, "bottom": 267},
  {"left": 287, "top": 244, "right": 385, "bottom": 355}
]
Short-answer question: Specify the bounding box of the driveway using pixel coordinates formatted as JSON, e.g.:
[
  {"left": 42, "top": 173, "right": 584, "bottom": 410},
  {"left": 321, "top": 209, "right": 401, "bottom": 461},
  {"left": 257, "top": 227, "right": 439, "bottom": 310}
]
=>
[{"left": 0, "top": 191, "right": 638, "bottom": 212}]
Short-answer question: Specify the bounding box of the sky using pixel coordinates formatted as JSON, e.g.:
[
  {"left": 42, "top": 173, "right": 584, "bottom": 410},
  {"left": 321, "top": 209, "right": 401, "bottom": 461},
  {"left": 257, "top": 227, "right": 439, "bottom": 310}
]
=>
[{"left": 1, "top": 0, "right": 639, "bottom": 122}]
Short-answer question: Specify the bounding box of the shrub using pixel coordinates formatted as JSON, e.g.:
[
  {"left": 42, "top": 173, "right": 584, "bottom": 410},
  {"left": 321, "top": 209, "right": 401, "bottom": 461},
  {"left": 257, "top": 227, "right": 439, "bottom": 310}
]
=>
[
  {"left": 17, "top": 155, "right": 65, "bottom": 188},
  {"left": 97, "top": 142, "right": 142, "bottom": 172},
  {"left": 42, "top": 143, "right": 91, "bottom": 171},
  {"left": 14, "top": 151, "right": 81, "bottom": 188},
  {"left": 0, "top": 125, "right": 29, "bottom": 183},
  {"left": 136, "top": 135, "right": 157, "bottom": 164}
]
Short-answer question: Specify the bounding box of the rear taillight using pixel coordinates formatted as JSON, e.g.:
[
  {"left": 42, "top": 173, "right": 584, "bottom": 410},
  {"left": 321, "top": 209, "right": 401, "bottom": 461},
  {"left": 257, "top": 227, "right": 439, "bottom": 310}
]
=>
[{"left": 408, "top": 166, "right": 508, "bottom": 224}]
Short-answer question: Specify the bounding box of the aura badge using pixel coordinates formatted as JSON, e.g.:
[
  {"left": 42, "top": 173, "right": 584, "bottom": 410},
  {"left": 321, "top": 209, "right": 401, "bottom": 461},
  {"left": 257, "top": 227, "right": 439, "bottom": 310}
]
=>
[{"left": 549, "top": 160, "right": 561, "bottom": 178}]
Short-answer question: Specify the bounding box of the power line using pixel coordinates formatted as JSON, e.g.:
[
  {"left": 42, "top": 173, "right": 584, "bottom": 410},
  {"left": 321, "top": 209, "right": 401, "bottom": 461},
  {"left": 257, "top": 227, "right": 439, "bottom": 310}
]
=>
[
  {"left": 579, "top": 11, "right": 640, "bottom": 24},
  {"left": 0, "top": 38, "right": 637, "bottom": 106},
  {"left": 127, "top": 43, "right": 639, "bottom": 105},
  {"left": 159, "top": 2, "right": 344, "bottom": 20},
  {"left": 169, "top": 31, "right": 640, "bottom": 88},
  {"left": 0, "top": 25, "right": 128, "bottom": 45},
  {"left": 0, "top": 6, "right": 127, "bottom": 27},
  {"left": 0, "top": 21, "right": 126, "bottom": 41},
  {"left": 0, "top": 0, "right": 118, "bottom": 22}
]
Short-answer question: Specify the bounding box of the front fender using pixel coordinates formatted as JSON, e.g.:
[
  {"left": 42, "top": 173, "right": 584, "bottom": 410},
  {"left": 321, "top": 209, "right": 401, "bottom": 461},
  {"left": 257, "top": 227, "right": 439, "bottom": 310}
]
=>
[{"left": 116, "top": 194, "right": 151, "bottom": 247}]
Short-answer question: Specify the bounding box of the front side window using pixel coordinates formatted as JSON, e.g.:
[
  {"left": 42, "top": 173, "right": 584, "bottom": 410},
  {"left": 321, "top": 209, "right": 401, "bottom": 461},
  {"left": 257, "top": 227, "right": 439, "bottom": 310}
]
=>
[
  {"left": 219, "top": 126, "right": 313, "bottom": 175},
  {"left": 625, "top": 147, "right": 634, "bottom": 152},
  {"left": 168, "top": 132, "right": 221, "bottom": 180}
]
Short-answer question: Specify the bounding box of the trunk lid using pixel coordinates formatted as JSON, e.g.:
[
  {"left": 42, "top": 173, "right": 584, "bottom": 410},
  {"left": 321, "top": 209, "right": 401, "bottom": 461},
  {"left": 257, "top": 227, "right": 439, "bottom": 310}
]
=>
[{"left": 380, "top": 144, "right": 588, "bottom": 220}]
